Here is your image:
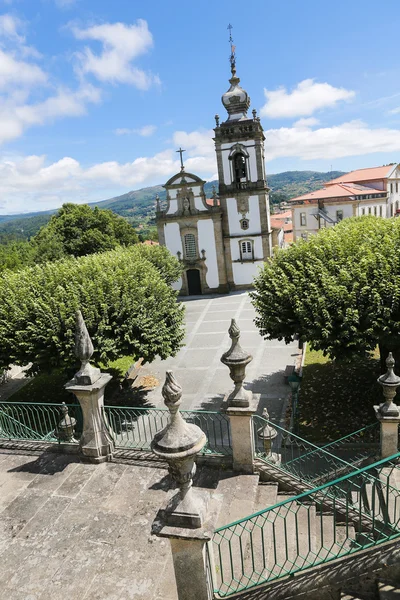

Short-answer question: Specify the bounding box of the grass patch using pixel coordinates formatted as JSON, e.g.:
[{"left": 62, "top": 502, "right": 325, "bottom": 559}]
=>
[{"left": 296, "top": 348, "right": 383, "bottom": 443}]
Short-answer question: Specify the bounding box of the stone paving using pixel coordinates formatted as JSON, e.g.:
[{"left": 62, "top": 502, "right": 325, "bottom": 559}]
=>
[{"left": 140, "top": 292, "right": 298, "bottom": 424}]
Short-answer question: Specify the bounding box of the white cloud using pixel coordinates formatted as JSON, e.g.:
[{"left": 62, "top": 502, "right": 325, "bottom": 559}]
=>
[
  {"left": 0, "top": 13, "right": 24, "bottom": 42},
  {"left": 265, "top": 119, "right": 400, "bottom": 161},
  {"left": 261, "top": 79, "right": 355, "bottom": 119},
  {"left": 115, "top": 124, "right": 156, "bottom": 137},
  {"left": 0, "top": 83, "right": 101, "bottom": 145},
  {"left": 0, "top": 48, "right": 47, "bottom": 89},
  {"left": 72, "top": 20, "right": 160, "bottom": 89},
  {"left": 55, "top": 0, "right": 77, "bottom": 7},
  {"left": 293, "top": 117, "right": 320, "bottom": 128},
  {"left": 389, "top": 106, "right": 400, "bottom": 115}
]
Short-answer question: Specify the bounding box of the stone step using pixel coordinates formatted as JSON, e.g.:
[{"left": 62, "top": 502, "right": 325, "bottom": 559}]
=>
[
  {"left": 315, "top": 513, "right": 356, "bottom": 562},
  {"left": 215, "top": 472, "right": 260, "bottom": 528},
  {"left": 378, "top": 579, "right": 400, "bottom": 599},
  {"left": 341, "top": 593, "right": 374, "bottom": 600}
]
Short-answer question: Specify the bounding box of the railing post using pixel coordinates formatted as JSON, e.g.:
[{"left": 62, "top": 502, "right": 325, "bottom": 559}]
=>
[
  {"left": 65, "top": 311, "right": 114, "bottom": 463},
  {"left": 151, "top": 371, "right": 220, "bottom": 600},
  {"left": 374, "top": 352, "right": 400, "bottom": 459},
  {"left": 221, "top": 319, "right": 256, "bottom": 473}
]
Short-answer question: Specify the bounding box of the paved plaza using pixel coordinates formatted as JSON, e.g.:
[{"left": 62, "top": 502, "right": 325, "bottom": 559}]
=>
[{"left": 141, "top": 292, "right": 298, "bottom": 424}]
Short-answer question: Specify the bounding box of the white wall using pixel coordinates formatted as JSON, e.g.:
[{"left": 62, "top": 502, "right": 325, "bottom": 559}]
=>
[
  {"left": 226, "top": 195, "right": 262, "bottom": 236},
  {"left": 232, "top": 261, "right": 263, "bottom": 285},
  {"left": 197, "top": 219, "right": 219, "bottom": 288},
  {"left": 164, "top": 222, "right": 182, "bottom": 258}
]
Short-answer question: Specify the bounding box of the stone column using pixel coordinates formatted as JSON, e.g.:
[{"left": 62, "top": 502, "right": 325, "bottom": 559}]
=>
[
  {"left": 151, "top": 371, "right": 220, "bottom": 600},
  {"left": 65, "top": 311, "right": 114, "bottom": 463},
  {"left": 374, "top": 352, "right": 400, "bottom": 459},
  {"left": 221, "top": 319, "right": 256, "bottom": 473}
]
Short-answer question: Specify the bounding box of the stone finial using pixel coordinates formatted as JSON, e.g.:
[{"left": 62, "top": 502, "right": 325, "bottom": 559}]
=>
[
  {"left": 377, "top": 352, "right": 400, "bottom": 416},
  {"left": 215, "top": 114, "right": 220, "bottom": 127},
  {"left": 221, "top": 319, "right": 253, "bottom": 407},
  {"left": 257, "top": 407, "right": 278, "bottom": 461},
  {"left": 156, "top": 194, "right": 161, "bottom": 212},
  {"left": 212, "top": 185, "right": 218, "bottom": 207},
  {"left": 177, "top": 250, "right": 182, "bottom": 261},
  {"left": 57, "top": 402, "right": 76, "bottom": 443},
  {"left": 152, "top": 371, "right": 208, "bottom": 528},
  {"left": 252, "top": 108, "right": 257, "bottom": 120},
  {"left": 201, "top": 249, "right": 206, "bottom": 260},
  {"left": 73, "top": 311, "right": 101, "bottom": 385}
]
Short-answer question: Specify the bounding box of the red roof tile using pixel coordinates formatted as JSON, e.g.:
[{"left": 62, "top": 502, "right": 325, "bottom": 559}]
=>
[
  {"left": 326, "top": 165, "right": 395, "bottom": 185},
  {"left": 290, "top": 183, "right": 383, "bottom": 203}
]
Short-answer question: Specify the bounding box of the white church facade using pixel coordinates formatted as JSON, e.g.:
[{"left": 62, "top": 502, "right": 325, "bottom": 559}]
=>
[{"left": 156, "top": 47, "right": 272, "bottom": 295}]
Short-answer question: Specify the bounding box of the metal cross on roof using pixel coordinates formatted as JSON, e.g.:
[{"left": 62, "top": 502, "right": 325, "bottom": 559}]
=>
[
  {"left": 228, "top": 23, "right": 236, "bottom": 76},
  {"left": 176, "top": 147, "right": 186, "bottom": 172}
]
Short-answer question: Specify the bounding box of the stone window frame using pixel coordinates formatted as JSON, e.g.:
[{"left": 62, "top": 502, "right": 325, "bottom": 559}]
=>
[
  {"left": 180, "top": 226, "right": 199, "bottom": 262},
  {"left": 228, "top": 143, "right": 250, "bottom": 189},
  {"left": 300, "top": 212, "right": 307, "bottom": 226},
  {"left": 239, "top": 238, "right": 254, "bottom": 261}
]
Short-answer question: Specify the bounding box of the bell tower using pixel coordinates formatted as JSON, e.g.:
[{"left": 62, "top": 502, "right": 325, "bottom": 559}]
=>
[{"left": 214, "top": 25, "right": 272, "bottom": 289}]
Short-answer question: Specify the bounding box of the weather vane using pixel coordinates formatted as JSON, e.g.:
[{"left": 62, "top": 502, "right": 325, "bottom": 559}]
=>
[
  {"left": 176, "top": 147, "right": 186, "bottom": 172},
  {"left": 228, "top": 23, "right": 236, "bottom": 77}
]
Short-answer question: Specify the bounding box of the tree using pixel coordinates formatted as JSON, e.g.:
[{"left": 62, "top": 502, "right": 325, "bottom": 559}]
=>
[
  {"left": 251, "top": 217, "right": 400, "bottom": 370},
  {"left": 32, "top": 203, "right": 139, "bottom": 261},
  {"left": 0, "top": 244, "right": 184, "bottom": 373}
]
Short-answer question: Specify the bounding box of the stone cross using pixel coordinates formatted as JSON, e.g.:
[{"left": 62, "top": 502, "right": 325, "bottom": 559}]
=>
[{"left": 176, "top": 147, "right": 186, "bottom": 172}]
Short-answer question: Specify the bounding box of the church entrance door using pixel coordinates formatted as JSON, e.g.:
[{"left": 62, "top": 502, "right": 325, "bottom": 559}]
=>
[{"left": 187, "top": 269, "right": 202, "bottom": 295}]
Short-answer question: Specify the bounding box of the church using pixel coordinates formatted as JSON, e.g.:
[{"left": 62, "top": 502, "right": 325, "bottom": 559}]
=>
[{"left": 156, "top": 42, "right": 272, "bottom": 295}]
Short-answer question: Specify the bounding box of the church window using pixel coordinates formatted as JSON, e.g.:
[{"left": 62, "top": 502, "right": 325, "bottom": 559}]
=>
[
  {"left": 234, "top": 153, "right": 247, "bottom": 186},
  {"left": 184, "top": 233, "right": 197, "bottom": 259},
  {"left": 336, "top": 210, "right": 343, "bottom": 222},
  {"left": 240, "top": 240, "right": 253, "bottom": 260},
  {"left": 300, "top": 212, "right": 306, "bottom": 226},
  {"left": 240, "top": 218, "right": 249, "bottom": 230}
]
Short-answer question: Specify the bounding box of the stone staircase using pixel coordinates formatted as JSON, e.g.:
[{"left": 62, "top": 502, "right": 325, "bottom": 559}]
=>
[{"left": 210, "top": 463, "right": 400, "bottom": 600}]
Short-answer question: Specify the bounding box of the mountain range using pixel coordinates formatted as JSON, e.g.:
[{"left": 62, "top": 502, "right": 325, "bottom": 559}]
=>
[{"left": 0, "top": 170, "right": 345, "bottom": 242}]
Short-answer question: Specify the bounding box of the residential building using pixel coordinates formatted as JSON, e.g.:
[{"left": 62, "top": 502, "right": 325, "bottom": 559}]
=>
[{"left": 290, "top": 164, "right": 400, "bottom": 241}]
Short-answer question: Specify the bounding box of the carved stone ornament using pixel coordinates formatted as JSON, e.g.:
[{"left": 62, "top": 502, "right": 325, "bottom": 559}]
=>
[
  {"left": 73, "top": 310, "right": 101, "bottom": 385},
  {"left": 237, "top": 195, "right": 249, "bottom": 215},
  {"left": 221, "top": 319, "right": 253, "bottom": 407},
  {"left": 151, "top": 371, "right": 208, "bottom": 528}
]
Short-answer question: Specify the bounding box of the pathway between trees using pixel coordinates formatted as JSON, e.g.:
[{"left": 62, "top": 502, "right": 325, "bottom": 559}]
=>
[{"left": 138, "top": 292, "right": 299, "bottom": 424}]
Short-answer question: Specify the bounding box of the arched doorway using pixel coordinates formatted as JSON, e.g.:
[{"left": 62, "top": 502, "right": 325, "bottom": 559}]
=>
[{"left": 187, "top": 269, "right": 202, "bottom": 295}]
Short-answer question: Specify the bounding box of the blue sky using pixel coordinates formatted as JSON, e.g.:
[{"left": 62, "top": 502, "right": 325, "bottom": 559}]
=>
[{"left": 1, "top": 0, "right": 400, "bottom": 214}]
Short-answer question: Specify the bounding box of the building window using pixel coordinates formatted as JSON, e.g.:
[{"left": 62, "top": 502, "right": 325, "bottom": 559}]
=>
[
  {"left": 184, "top": 233, "right": 197, "bottom": 258},
  {"left": 361, "top": 208, "right": 365, "bottom": 215},
  {"left": 391, "top": 204, "right": 394, "bottom": 217},
  {"left": 240, "top": 240, "right": 253, "bottom": 261},
  {"left": 301, "top": 233, "right": 307, "bottom": 240},
  {"left": 233, "top": 153, "right": 247, "bottom": 185},
  {"left": 240, "top": 218, "right": 249, "bottom": 230},
  {"left": 300, "top": 212, "right": 307, "bottom": 226},
  {"left": 397, "top": 183, "right": 399, "bottom": 193},
  {"left": 379, "top": 205, "right": 383, "bottom": 217},
  {"left": 374, "top": 206, "right": 377, "bottom": 216},
  {"left": 336, "top": 210, "right": 344, "bottom": 222},
  {"left": 368, "top": 207, "right": 372, "bottom": 214},
  {"left": 391, "top": 183, "right": 394, "bottom": 193}
]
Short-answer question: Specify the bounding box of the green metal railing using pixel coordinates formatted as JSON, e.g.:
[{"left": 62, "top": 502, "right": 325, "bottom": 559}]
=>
[
  {"left": 0, "top": 402, "right": 81, "bottom": 443},
  {"left": 104, "top": 406, "right": 232, "bottom": 456},
  {"left": 0, "top": 402, "right": 232, "bottom": 456},
  {"left": 211, "top": 451, "right": 400, "bottom": 597},
  {"left": 253, "top": 415, "right": 379, "bottom": 485}
]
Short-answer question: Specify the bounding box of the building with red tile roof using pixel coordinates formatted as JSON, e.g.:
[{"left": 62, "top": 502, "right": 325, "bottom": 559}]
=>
[{"left": 289, "top": 164, "right": 400, "bottom": 242}]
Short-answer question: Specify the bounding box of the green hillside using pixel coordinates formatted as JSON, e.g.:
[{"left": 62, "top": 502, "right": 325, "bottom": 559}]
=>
[{"left": 0, "top": 170, "right": 345, "bottom": 242}]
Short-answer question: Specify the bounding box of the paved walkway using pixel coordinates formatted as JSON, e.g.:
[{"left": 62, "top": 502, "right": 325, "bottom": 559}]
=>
[{"left": 139, "top": 292, "right": 298, "bottom": 425}]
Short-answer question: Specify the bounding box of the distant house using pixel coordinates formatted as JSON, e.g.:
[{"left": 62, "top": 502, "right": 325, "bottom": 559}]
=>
[
  {"left": 270, "top": 210, "right": 293, "bottom": 248},
  {"left": 289, "top": 164, "right": 400, "bottom": 241}
]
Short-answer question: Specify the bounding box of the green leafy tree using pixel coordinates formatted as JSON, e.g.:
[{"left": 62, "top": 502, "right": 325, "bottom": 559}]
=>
[
  {"left": 0, "top": 245, "right": 184, "bottom": 373},
  {"left": 32, "top": 203, "right": 139, "bottom": 261},
  {"left": 251, "top": 217, "right": 400, "bottom": 370}
]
